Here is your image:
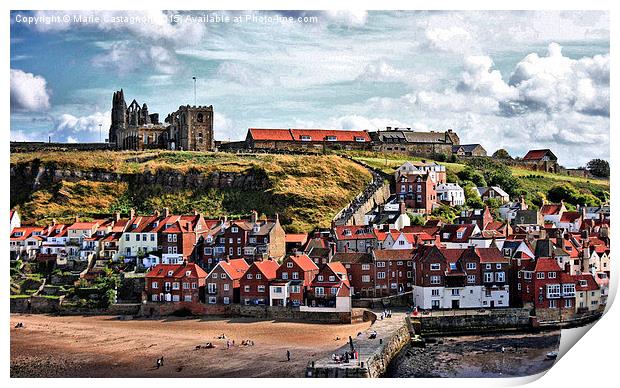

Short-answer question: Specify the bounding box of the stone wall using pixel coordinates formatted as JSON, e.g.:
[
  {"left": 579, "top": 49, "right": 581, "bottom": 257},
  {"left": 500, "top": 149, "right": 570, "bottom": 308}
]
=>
[
  {"left": 10, "top": 296, "right": 62, "bottom": 314},
  {"left": 416, "top": 308, "right": 531, "bottom": 335},
  {"left": 10, "top": 142, "right": 113, "bottom": 153},
  {"left": 235, "top": 305, "right": 352, "bottom": 324}
]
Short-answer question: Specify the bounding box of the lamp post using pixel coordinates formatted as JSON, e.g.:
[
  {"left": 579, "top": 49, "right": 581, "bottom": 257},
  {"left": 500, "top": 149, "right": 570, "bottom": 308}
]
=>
[
  {"left": 192, "top": 76, "right": 197, "bottom": 106},
  {"left": 98, "top": 123, "right": 102, "bottom": 143}
]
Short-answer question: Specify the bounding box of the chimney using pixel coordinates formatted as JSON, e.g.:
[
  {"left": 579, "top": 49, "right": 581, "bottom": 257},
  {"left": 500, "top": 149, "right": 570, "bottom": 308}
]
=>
[
  {"left": 580, "top": 206, "right": 586, "bottom": 220},
  {"left": 251, "top": 210, "right": 258, "bottom": 224},
  {"left": 386, "top": 126, "right": 392, "bottom": 131},
  {"left": 154, "top": 210, "right": 160, "bottom": 217},
  {"left": 193, "top": 209, "right": 199, "bottom": 216},
  {"left": 539, "top": 229, "right": 547, "bottom": 240},
  {"left": 129, "top": 208, "right": 135, "bottom": 219},
  {"left": 163, "top": 207, "right": 170, "bottom": 218},
  {"left": 75, "top": 215, "right": 80, "bottom": 223},
  {"left": 115, "top": 212, "right": 121, "bottom": 221},
  {"left": 399, "top": 200, "right": 406, "bottom": 215}
]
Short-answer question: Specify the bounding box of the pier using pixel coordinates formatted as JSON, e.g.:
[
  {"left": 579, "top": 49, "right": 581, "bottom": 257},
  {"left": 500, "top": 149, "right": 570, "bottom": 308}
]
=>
[{"left": 306, "top": 310, "right": 411, "bottom": 378}]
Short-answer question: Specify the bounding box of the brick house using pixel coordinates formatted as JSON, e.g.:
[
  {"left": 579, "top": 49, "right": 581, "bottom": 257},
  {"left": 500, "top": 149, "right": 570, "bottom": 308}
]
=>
[
  {"left": 306, "top": 262, "right": 351, "bottom": 308},
  {"left": 269, "top": 253, "right": 319, "bottom": 306},
  {"left": 331, "top": 252, "right": 374, "bottom": 297},
  {"left": 205, "top": 258, "right": 250, "bottom": 305},
  {"left": 396, "top": 172, "right": 438, "bottom": 214},
  {"left": 239, "top": 259, "right": 280, "bottom": 305},
  {"left": 372, "top": 249, "right": 414, "bottom": 296},
  {"left": 456, "top": 206, "right": 494, "bottom": 230},
  {"left": 145, "top": 263, "right": 208, "bottom": 303},
  {"left": 245, "top": 128, "right": 372, "bottom": 151},
  {"left": 159, "top": 213, "right": 209, "bottom": 261},
  {"left": 333, "top": 225, "right": 377, "bottom": 253}
]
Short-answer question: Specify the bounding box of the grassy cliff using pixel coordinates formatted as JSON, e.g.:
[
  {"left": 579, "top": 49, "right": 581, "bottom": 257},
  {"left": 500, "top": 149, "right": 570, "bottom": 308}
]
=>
[{"left": 10, "top": 151, "right": 373, "bottom": 233}]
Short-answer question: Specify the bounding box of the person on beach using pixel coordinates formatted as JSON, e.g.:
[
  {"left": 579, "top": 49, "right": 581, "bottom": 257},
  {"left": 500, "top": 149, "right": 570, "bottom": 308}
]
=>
[
  {"left": 156, "top": 358, "right": 161, "bottom": 369},
  {"left": 287, "top": 350, "right": 291, "bottom": 361}
]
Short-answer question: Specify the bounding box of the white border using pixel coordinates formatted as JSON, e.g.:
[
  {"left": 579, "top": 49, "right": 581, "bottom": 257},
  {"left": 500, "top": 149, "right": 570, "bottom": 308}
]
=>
[{"left": 2, "top": 1, "right": 616, "bottom": 387}]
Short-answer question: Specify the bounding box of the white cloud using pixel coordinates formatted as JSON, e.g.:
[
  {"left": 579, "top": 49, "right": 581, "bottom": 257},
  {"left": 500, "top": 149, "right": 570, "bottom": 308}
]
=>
[
  {"left": 10, "top": 69, "right": 51, "bottom": 112},
  {"left": 457, "top": 56, "right": 518, "bottom": 100},
  {"left": 323, "top": 11, "right": 368, "bottom": 27},
  {"left": 508, "top": 42, "right": 610, "bottom": 116},
  {"left": 424, "top": 26, "right": 473, "bottom": 53},
  {"left": 356, "top": 61, "right": 406, "bottom": 82},
  {"left": 50, "top": 111, "right": 110, "bottom": 143},
  {"left": 92, "top": 43, "right": 178, "bottom": 75}
]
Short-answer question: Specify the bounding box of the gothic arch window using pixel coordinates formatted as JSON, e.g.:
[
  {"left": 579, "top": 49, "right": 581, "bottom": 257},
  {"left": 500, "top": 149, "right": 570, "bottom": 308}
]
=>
[{"left": 196, "top": 113, "right": 204, "bottom": 123}]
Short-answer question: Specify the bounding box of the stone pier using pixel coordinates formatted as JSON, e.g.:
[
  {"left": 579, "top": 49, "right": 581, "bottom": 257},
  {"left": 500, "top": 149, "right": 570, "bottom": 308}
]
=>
[{"left": 306, "top": 311, "right": 411, "bottom": 378}]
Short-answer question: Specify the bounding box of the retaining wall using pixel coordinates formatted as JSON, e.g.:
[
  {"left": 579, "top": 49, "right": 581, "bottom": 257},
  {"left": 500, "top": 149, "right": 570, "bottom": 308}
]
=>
[
  {"left": 416, "top": 308, "right": 531, "bottom": 335},
  {"left": 10, "top": 296, "right": 62, "bottom": 314}
]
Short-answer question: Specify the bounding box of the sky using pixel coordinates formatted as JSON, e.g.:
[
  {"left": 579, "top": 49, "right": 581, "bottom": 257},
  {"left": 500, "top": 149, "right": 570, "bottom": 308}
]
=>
[{"left": 9, "top": 10, "right": 609, "bottom": 167}]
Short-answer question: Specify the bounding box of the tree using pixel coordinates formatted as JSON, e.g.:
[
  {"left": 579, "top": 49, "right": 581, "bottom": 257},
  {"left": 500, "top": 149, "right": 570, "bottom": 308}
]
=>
[
  {"left": 457, "top": 168, "right": 487, "bottom": 187},
  {"left": 547, "top": 184, "right": 602, "bottom": 207},
  {"left": 463, "top": 184, "right": 484, "bottom": 209},
  {"left": 492, "top": 149, "right": 512, "bottom": 159},
  {"left": 409, "top": 214, "right": 426, "bottom": 226},
  {"left": 586, "top": 159, "right": 610, "bottom": 178},
  {"left": 431, "top": 205, "right": 458, "bottom": 224}
]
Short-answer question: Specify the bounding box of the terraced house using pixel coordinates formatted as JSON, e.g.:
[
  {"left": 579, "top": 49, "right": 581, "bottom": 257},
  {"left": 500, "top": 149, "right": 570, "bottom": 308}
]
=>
[{"left": 145, "top": 263, "right": 208, "bottom": 303}]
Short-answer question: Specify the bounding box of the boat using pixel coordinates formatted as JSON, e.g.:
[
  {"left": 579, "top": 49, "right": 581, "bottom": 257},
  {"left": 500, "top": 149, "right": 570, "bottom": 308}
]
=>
[{"left": 545, "top": 351, "right": 558, "bottom": 360}]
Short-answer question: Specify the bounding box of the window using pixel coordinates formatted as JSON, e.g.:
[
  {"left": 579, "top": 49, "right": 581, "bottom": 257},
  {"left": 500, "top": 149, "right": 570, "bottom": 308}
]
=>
[
  {"left": 430, "top": 263, "right": 441, "bottom": 271},
  {"left": 485, "top": 264, "right": 492, "bottom": 270},
  {"left": 537, "top": 272, "right": 545, "bottom": 279},
  {"left": 331, "top": 287, "right": 339, "bottom": 295},
  {"left": 451, "top": 289, "right": 460, "bottom": 296},
  {"left": 183, "top": 282, "right": 189, "bottom": 289},
  {"left": 549, "top": 300, "right": 557, "bottom": 308},
  {"left": 484, "top": 272, "right": 493, "bottom": 283},
  {"left": 258, "top": 285, "right": 265, "bottom": 293},
  {"left": 547, "top": 284, "right": 561, "bottom": 298},
  {"left": 152, "top": 281, "right": 158, "bottom": 289},
  {"left": 172, "top": 295, "right": 180, "bottom": 302},
  {"left": 223, "top": 297, "right": 230, "bottom": 305},
  {"left": 466, "top": 262, "right": 476, "bottom": 270},
  {"left": 430, "top": 276, "right": 441, "bottom": 285},
  {"left": 244, "top": 285, "right": 250, "bottom": 292},
  {"left": 377, "top": 262, "right": 386, "bottom": 268},
  {"left": 377, "top": 272, "right": 386, "bottom": 279},
  {"left": 231, "top": 227, "right": 238, "bottom": 233},
  {"left": 223, "top": 284, "right": 229, "bottom": 291},
  {"left": 192, "top": 283, "right": 197, "bottom": 289},
  {"left": 172, "top": 282, "right": 180, "bottom": 290},
  {"left": 467, "top": 275, "right": 476, "bottom": 284},
  {"left": 329, "top": 276, "right": 335, "bottom": 281},
  {"left": 256, "top": 274, "right": 262, "bottom": 280},
  {"left": 362, "top": 264, "right": 371, "bottom": 271},
  {"left": 565, "top": 299, "right": 572, "bottom": 308},
  {"left": 524, "top": 272, "right": 532, "bottom": 280},
  {"left": 431, "top": 289, "right": 440, "bottom": 296},
  {"left": 282, "top": 272, "right": 289, "bottom": 280},
  {"left": 292, "top": 272, "right": 299, "bottom": 280},
  {"left": 204, "top": 247, "right": 213, "bottom": 255},
  {"left": 136, "top": 234, "right": 140, "bottom": 241},
  {"left": 247, "top": 274, "right": 253, "bottom": 280},
  {"left": 517, "top": 283, "right": 522, "bottom": 290},
  {"left": 300, "top": 135, "right": 312, "bottom": 141},
  {"left": 326, "top": 136, "right": 337, "bottom": 141},
  {"left": 212, "top": 273, "right": 218, "bottom": 279},
  {"left": 150, "top": 234, "right": 155, "bottom": 242},
  {"left": 496, "top": 264, "right": 502, "bottom": 269},
  {"left": 495, "top": 272, "right": 505, "bottom": 283},
  {"left": 362, "top": 275, "right": 370, "bottom": 283},
  {"left": 287, "top": 262, "right": 293, "bottom": 268},
  {"left": 291, "top": 285, "right": 301, "bottom": 293},
  {"left": 548, "top": 272, "right": 556, "bottom": 279},
  {"left": 562, "top": 283, "right": 575, "bottom": 297},
  {"left": 317, "top": 275, "right": 324, "bottom": 281}
]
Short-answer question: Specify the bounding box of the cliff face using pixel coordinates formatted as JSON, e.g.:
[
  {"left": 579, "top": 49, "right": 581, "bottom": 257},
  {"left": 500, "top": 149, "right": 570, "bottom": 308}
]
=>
[{"left": 10, "top": 160, "right": 272, "bottom": 208}]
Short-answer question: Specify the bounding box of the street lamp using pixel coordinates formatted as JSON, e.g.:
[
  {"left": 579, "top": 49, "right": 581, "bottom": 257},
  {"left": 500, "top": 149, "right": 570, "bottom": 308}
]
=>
[
  {"left": 192, "top": 76, "right": 197, "bottom": 106},
  {"left": 99, "top": 123, "right": 102, "bottom": 143}
]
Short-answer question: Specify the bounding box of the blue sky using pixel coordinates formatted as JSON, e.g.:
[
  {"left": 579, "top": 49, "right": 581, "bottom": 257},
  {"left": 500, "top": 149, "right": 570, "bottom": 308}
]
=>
[{"left": 10, "top": 10, "right": 609, "bottom": 167}]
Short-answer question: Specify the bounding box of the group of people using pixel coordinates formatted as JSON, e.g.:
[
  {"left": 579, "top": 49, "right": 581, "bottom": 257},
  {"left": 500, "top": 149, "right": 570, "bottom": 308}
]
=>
[
  {"left": 241, "top": 339, "right": 255, "bottom": 346},
  {"left": 332, "top": 350, "right": 358, "bottom": 364},
  {"left": 379, "top": 309, "right": 393, "bottom": 320},
  {"left": 14, "top": 322, "right": 24, "bottom": 328}
]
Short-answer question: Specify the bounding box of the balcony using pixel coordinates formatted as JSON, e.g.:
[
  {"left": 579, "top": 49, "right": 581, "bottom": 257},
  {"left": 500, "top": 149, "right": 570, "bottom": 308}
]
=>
[{"left": 547, "top": 292, "right": 561, "bottom": 299}]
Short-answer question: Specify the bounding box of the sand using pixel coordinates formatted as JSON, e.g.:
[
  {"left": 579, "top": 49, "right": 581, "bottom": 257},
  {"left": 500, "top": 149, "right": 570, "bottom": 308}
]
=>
[{"left": 10, "top": 313, "right": 371, "bottom": 378}]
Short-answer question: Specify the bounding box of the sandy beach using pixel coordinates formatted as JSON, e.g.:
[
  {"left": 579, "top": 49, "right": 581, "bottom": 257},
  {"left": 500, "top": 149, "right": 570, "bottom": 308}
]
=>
[{"left": 10, "top": 313, "right": 371, "bottom": 378}]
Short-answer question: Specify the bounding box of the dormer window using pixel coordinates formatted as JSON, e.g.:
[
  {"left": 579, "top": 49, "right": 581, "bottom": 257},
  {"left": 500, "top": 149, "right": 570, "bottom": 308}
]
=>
[
  {"left": 231, "top": 227, "right": 238, "bottom": 233},
  {"left": 165, "top": 223, "right": 172, "bottom": 228},
  {"left": 167, "top": 271, "right": 173, "bottom": 276},
  {"left": 326, "top": 136, "right": 337, "bottom": 141},
  {"left": 186, "top": 271, "right": 191, "bottom": 276},
  {"left": 300, "top": 135, "right": 311, "bottom": 141},
  {"left": 343, "top": 230, "right": 352, "bottom": 236},
  {"left": 317, "top": 275, "right": 324, "bottom": 281},
  {"left": 579, "top": 280, "right": 588, "bottom": 287},
  {"left": 355, "top": 137, "right": 366, "bottom": 142}
]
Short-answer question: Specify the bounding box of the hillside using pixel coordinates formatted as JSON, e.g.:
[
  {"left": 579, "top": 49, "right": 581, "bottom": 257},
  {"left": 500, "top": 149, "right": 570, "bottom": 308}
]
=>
[
  {"left": 10, "top": 151, "right": 373, "bottom": 233},
  {"left": 347, "top": 152, "right": 609, "bottom": 209}
]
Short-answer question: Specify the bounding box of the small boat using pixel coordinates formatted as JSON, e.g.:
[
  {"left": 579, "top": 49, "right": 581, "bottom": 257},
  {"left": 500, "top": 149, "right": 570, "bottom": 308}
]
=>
[{"left": 545, "top": 351, "right": 558, "bottom": 360}]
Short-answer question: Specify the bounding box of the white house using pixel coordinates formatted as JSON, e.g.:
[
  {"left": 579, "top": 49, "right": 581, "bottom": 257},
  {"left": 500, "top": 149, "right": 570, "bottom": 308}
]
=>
[{"left": 436, "top": 183, "right": 465, "bottom": 206}]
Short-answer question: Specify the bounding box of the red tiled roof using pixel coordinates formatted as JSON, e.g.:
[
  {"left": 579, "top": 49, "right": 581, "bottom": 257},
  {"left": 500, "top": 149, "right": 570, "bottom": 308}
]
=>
[
  {"left": 533, "top": 258, "right": 562, "bottom": 273},
  {"left": 285, "top": 233, "right": 308, "bottom": 244},
  {"left": 67, "top": 222, "right": 99, "bottom": 230},
  {"left": 146, "top": 263, "right": 207, "bottom": 279},
  {"left": 253, "top": 259, "right": 279, "bottom": 280},
  {"left": 218, "top": 259, "right": 250, "bottom": 280},
  {"left": 334, "top": 225, "right": 376, "bottom": 240},
  {"left": 289, "top": 253, "right": 320, "bottom": 272},
  {"left": 560, "top": 211, "right": 581, "bottom": 223},
  {"left": 476, "top": 247, "right": 507, "bottom": 263},
  {"left": 523, "top": 149, "right": 553, "bottom": 161},
  {"left": 373, "top": 249, "right": 414, "bottom": 261},
  {"left": 575, "top": 274, "right": 599, "bottom": 291},
  {"left": 540, "top": 204, "right": 563, "bottom": 215},
  {"left": 249, "top": 128, "right": 371, "bottom": 142}
]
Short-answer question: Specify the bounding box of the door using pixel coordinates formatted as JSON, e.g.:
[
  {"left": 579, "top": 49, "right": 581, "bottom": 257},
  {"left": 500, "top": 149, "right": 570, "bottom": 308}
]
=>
[
  {"left": 451, "top": 299, "right": 460, "bottom": 309},
  {"left": 431, "top": 300, "right": 440, "bottom": 309},
  {"left": 490, "top": 300, "right": 495, "bottom": 308}
]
